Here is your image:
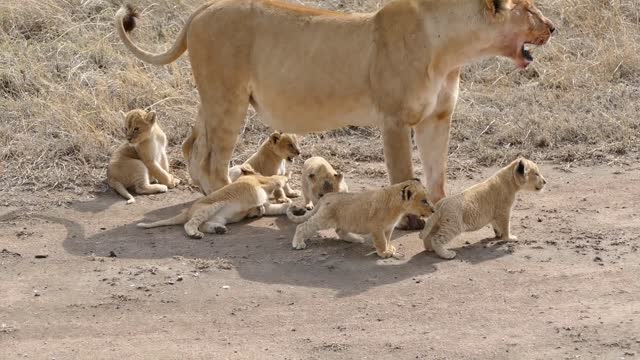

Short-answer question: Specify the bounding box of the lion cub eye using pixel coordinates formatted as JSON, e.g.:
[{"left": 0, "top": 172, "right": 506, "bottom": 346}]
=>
[
  {"left": 421, "top": 199, "right": 429, "bottom": 205},
  {"left": 133, "top": 127, "right": 139, "bottom": 132}
]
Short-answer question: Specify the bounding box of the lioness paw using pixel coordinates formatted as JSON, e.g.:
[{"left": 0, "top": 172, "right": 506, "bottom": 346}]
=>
[
  {"left": 158, "top": 185, "right": 168, "bottom": 193},
  {"left": 189, "top": 231, "right": 205, "bottom": 239}
]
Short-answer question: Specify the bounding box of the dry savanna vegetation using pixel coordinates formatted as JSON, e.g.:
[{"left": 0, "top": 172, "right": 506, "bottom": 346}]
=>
[{"left": 0, "top": 0, "right": 638, "bottom": 197}]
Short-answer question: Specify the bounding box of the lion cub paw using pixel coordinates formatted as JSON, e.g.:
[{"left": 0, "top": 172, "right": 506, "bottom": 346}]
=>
[
  {"left": 189, "top": 231, "right": 205, "bottom": 239},
  {"left": 126, "top": 198, "right": 136, "bottom": 205},
  {"left": 292, "top": 239, "right": 307, "bottom": 250},
  {"left": 287, "top": 190, "right": 302, "bottom": 198},
  {"left": 435, "top": 249, "right": 456, "bottom": 260},
  {"left": 376, "top": 245, "right": 397, "bottom": 258},
  {"left": 275, "top": 197, "right": 293, "bottom": 204},
  {"left": 171, "top": 177, "right": 181, "bottom": 188},
  {"left": 157, "top": 185, "right": 169, "bottom": 193}
]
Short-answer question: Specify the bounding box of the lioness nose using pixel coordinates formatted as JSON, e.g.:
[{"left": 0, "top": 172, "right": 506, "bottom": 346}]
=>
[
  {"left": 543, "top": 179, "right": 547, "bottom": 185},
  {"left": 548, "top": 22, "right": 556, "bottom": 34}
]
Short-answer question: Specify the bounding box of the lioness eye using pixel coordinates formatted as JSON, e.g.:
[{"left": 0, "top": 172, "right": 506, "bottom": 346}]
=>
[{"left": 134, "top": 127, "right": 139, "bottom": 131}]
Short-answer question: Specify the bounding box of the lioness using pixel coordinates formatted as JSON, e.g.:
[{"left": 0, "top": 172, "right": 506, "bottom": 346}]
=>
[
  {"left": 420, "top": 158, "right": 546, "bottom": 259},
  {"left": 107, "top": 109, "right": 179, "bottom": 204},
  {"left": 115, "top": 0, "right": 554, "bottom": 229},
  {"left": 287, "top": 179, "right": 434, "bottom": 258},
  {"left": 137, "top": 165, "right": 289, "bottom": 238}
]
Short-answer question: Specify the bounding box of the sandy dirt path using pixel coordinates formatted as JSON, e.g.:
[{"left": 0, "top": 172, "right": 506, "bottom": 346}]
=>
[{"left": 1, "top": 165, "right": 639, "bottom": 359}]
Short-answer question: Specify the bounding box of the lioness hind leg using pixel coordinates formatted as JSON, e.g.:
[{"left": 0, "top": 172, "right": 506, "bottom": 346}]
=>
[{"left": 192, "top": 69, "right": 250, "bottom": 193}]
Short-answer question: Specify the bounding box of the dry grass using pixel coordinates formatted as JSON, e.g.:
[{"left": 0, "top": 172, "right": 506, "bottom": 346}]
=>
[{"left": 0, "top": 0, "right": 638, "bottom": 196}]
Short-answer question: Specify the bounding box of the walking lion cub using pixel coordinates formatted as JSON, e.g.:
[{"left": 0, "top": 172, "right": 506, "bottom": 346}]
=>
[
  {"left": 420, "top": 158, "right": 546, "bottom": 259},
  {"left": 107, "top": 109, "right": 179, "bottom": 204},
  {"left": 287, "top": 179, "right": 433, "bottom": 258}
]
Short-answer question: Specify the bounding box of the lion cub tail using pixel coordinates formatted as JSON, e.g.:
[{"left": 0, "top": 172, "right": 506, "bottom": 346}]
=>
[
  {"left": 137, "top": 211, "right": 188, "bottom": 228},
  {"left": 286, "top": 204, "right": 319, "bottom": 224}
]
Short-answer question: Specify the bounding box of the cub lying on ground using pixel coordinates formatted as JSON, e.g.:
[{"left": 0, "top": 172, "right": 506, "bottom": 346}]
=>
[
  {"left": 420, "top": 158, "right": 546, "bottom": 260},
  {"left": 300, "top": 156, "right": 348, "bottom": 210},
  {"left": 137, "top": 165, "right": 289, "bottom": 238},
  {"left": 107, "top": 109, "right": 179, "bottom": 204},
  {"left": 228, "top": 131, "right": 301, "bottom": 203},
  {"left": 287, "top": 179, "right": 433, "bottom": 258}
]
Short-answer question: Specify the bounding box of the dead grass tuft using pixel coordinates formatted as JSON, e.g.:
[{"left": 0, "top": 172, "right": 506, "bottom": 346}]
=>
[{"left": 0, "top": 0, "right": 638, "bottom": 196}]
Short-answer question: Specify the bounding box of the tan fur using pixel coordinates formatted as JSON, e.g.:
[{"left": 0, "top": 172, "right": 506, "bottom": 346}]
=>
[
  {"left": 228, "top": 131, "right": 301, "bottom": 203},
  {"left": 419, "top": 158, "right": 547, "bottom": 259},
  {"left": 137, "top": 167, "right": 290, "bottom": 238},
  {"left": 115, "top": 0, "right": 554, "bottom": 224},
  {"left": 288, "top": 179, "right": 434, "bottom": 258},
  {"left": 107, "top": 109, "right": 179, "bottom": 204},
  {"left": 299, "top": 156, "right": 348, "bottom": 210}
]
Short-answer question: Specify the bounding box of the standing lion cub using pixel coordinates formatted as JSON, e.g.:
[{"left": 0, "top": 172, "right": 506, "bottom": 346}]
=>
[
  {"left": 107, "top": 109, "right": 179, "bottom": 204},
  {"left": 288, "top": 179, "right": 433, "bottom": 258},
  {"left": 420, "top": 158, "right": 546, "bottom": 259}
]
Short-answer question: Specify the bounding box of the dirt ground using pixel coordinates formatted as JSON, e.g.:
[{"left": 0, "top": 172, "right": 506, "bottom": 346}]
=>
[{"left": 1, "top": 164, "right": 639, "bottom": 359}]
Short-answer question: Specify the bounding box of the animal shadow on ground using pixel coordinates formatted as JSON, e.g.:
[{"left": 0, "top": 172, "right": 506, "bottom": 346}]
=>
[
  {"left": 55, "top": 199, "right": 511, "bottom": 297},
  {"left": 71, "top": 191, "right": 127, "bottom": 214}
]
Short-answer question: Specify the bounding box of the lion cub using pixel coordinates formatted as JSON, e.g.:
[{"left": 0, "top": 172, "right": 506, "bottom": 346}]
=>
[
  {"left": 228, "top": 131, "right": 301, "bottom": 203},
  {"left": 288, "top": 179, "right": 433, "bottom": 258},
  {"left": 420, "top": 158, "right": 546, "bottom": 259},
  {"left": 107, "top": 109, "right": 179, "bottom": 204},
  {"left": 300, "top": 156, "right": 348, "bottom": 210},
  {"left": 137, "top": 165, "right": 289, "bottom": 238}
]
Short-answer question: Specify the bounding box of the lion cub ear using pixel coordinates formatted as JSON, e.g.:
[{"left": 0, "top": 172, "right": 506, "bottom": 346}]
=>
[
  {"left": 485, "top": 0, "right": 511, "bottom": 15},
  {"left": 270, "top": 131, "right": 281, "bottom": 144},
  {"left": 516, "top": 159, "right": 526, "bottom": 175},
  {"left": 145, "top": 111, "right": 157, "bottom": 124},
  {"left": 401, "top": 185, "right": 413, "bottom": 201},
  {"left": 240, "top": 164, "right": 256, "bottom": 176}
]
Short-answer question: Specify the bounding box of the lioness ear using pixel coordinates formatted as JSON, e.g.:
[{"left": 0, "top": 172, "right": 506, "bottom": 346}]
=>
[
  {"left": 516, "top": 159, "right": 525, "bottom": 175},
  {"left": 146, "top": 111, "right": 157, "bottom": 124},
  {"left": 270, "top": 131, "right": 281, "bottom": 144}
]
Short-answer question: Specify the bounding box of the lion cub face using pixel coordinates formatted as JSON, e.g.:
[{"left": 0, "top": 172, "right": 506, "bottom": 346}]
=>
[
  {"left": 308, "top": 170, "right": 343, "bottom": 200},
  {"left": 514, "top": 158, "right": 546, "bottom": 192},
  {"left": 122, "top": 109, "right": 156, "bottom": 145},
  {"left": 269, "top": 132, "right": 300, "bottom": 162},
  {"left": 400, "top": 179, "right": 434, "bottom": 217}
]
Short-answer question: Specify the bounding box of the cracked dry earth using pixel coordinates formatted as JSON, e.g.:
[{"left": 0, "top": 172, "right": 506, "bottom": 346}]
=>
[{"left": 1, "top": 164, "right": 639, "bottom": 359}]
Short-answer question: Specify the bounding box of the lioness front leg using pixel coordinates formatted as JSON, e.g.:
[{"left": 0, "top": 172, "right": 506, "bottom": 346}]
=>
[
  {"left": 382, "top": 124, "right": 424, "bottom": 231},
  {"left": 415, "top": 69, "right": 460, "bottom": 205}
]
